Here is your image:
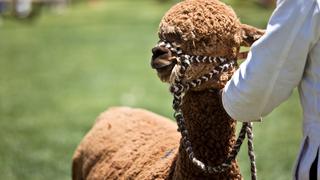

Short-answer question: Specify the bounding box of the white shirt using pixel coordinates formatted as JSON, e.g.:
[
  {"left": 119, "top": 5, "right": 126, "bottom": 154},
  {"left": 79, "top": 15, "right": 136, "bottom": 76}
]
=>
[{"left": 222, "top": 0, "right": 320, "bottom": 179}]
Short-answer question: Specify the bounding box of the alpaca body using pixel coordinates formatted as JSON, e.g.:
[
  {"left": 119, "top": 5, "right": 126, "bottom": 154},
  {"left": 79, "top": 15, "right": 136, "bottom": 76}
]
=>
[
  {"left": 72, "top": 0, "right": 264, "bottom": 179},
  {"left": 72, "top": 91, "right": 242, "bottom": 179},
  {"left": 72, "top": 107, "right": 179, "bottom": 180}
]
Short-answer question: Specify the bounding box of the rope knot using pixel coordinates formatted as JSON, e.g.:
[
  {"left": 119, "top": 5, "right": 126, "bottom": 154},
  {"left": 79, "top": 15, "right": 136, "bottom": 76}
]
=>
[{"left": 170, "top": 84, "right": 184, "bottom": 94}]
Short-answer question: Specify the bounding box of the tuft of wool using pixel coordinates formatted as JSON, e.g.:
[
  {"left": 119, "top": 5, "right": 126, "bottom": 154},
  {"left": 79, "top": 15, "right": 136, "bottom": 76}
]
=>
[{"left": 159, "top": 0, "right": 242, "bottom": 59}]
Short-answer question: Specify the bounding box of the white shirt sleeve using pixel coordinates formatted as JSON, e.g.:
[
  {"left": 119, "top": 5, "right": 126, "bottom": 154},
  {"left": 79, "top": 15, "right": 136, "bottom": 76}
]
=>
[{"left": 222, "top": 0, "right": 319, "bottom": 122}]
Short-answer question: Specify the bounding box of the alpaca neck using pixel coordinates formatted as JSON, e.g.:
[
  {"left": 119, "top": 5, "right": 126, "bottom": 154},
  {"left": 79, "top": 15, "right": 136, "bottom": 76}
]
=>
[{"left": 172, "top": 90, "right": 242, "bottom": 179}]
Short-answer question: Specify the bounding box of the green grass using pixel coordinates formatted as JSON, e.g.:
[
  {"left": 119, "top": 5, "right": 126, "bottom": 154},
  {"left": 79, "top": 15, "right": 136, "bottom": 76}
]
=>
[{"left": 0, "top": 1, "right": 302, "bottom": 179}]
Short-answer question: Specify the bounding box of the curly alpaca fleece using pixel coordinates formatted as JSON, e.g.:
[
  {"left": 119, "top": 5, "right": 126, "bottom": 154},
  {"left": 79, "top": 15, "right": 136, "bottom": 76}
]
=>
[
  {"left": 72, "top": 107, "right": 179, "bottom": 180},
  {"left": 72, "top": 0, "right": 264, "bottom": 179}
]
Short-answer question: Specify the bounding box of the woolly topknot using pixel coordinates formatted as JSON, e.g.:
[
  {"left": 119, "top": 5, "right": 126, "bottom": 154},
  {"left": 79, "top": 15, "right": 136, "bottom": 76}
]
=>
[{"left": 159, "top": 0, "right": 242, "bottom": 58}]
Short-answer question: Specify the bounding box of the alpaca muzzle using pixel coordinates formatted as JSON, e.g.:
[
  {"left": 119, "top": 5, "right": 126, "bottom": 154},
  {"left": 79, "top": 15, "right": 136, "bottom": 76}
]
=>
[
  {"left": 151, "top": 46, "right": 177, "bottom": 69},
  {"left": 151, "top": 41, "right": 238, "bottom": 86}
]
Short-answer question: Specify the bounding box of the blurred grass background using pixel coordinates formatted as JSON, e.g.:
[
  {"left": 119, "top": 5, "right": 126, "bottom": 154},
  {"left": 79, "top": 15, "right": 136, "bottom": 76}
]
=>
[{"left": 0, "top": 0, "right": 302, "bottom": 179}]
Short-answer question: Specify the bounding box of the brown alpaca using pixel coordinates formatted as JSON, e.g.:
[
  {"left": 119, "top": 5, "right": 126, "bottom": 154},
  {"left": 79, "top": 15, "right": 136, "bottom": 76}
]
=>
[{"left": 72, "top": 0, "right": 264, "bottom": 179}]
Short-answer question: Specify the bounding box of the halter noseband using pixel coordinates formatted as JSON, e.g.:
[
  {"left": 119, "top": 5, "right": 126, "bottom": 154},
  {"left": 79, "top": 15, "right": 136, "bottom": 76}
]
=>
[{"left": 154, "top": 41, "right": 257, "bottom": 180}]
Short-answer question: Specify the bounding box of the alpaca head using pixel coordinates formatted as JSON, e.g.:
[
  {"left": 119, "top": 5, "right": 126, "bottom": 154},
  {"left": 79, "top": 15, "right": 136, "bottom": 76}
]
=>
[{"left": 151, "top": 0, "right": 264, "bottom": 90}]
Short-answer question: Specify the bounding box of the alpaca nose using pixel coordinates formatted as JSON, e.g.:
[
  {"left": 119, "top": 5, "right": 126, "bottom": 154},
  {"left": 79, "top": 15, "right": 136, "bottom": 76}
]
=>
[{"left": 151, "top": 46, "right": 175, "bottom": 69}]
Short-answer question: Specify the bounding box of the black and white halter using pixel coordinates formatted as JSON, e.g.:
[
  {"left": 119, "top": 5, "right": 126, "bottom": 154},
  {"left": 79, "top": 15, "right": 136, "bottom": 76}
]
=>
[{"left": 154, "top": 41, "right": 257, "bottom": 180}]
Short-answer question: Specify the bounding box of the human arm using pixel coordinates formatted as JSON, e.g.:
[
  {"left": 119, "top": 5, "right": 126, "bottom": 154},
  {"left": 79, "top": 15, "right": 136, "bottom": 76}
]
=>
[{"left": 222, "top": 0, "right": 320, "bottom": 121}]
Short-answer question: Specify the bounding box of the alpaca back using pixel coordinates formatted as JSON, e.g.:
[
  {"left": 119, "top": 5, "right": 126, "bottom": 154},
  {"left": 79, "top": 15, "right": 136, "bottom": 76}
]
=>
[{"left": 72, "top": 107, "right": 180, "bottom": 180}]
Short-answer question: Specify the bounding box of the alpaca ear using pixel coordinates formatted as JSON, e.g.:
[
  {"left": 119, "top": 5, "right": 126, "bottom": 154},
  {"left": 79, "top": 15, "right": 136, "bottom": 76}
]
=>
[{"left": 240, "top": 24, "right": 265, "bottom": 47}]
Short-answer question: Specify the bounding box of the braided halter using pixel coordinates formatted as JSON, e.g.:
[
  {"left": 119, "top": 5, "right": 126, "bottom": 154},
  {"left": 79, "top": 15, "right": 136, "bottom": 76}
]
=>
[{"left": 155, "top": 41, "right": 257, "bottom": 180}]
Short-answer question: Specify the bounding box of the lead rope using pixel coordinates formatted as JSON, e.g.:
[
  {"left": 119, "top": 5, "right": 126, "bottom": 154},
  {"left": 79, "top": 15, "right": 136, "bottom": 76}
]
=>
[
  {"left": 156, "top": 41, "right": 257, "bottom": 179},
  {"left": 246, "top": 123, "right": 257, "bottom": 180}
]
